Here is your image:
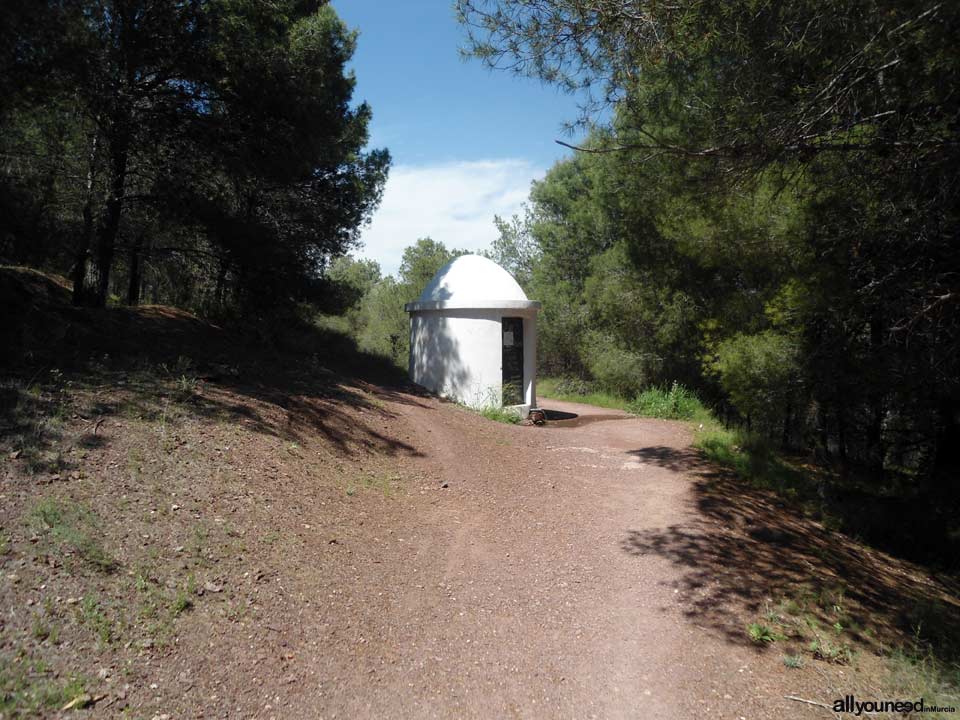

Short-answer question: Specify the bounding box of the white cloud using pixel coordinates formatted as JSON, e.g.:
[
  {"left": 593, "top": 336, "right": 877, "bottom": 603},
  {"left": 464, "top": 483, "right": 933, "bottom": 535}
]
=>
[{"left": 355, "top": 159, "right": 544, "bottom": 277}]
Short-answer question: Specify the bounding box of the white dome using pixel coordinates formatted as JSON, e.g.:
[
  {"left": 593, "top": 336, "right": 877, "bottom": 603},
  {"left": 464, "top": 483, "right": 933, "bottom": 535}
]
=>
[{"left": 417, "top": 254, "right": 529, "bottom": 304}]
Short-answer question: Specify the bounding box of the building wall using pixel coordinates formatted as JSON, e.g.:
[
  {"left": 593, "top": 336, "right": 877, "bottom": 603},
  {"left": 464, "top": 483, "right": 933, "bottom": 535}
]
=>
[{"left": 409, "top": 308, "right": 538, "bottom": 411}]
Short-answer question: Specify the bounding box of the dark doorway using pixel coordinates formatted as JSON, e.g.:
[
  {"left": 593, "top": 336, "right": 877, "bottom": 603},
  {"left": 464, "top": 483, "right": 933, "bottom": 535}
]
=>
[{"left": 502, "top": 317, "right": 524, "bottom": 405}]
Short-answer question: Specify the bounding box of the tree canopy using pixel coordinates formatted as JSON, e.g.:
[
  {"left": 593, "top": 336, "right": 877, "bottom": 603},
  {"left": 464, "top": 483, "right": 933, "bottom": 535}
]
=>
[
  {"left": 325, "top": 240, "right": 467, "bottom": 368},
  {"left": 1, "top": 0, "right": 389, "bottom": 312},
  {"left": 456, "top": 0, "right": 960, "bottom": 525}
]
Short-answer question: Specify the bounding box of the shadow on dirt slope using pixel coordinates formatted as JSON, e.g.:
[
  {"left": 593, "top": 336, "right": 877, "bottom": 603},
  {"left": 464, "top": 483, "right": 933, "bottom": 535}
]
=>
[
  {"left": 0, "top": 266, "right": 425, "bottom": 461},
  {"left": 620, "top": 444, "right": 960, "bottom": 663}
]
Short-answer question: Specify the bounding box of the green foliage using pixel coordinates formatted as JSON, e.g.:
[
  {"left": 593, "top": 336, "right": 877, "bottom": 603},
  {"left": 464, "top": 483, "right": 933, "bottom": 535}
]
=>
[
  {"left": 324, "top": 256, "right": 383, "bottom": 320},
  {"left": 356, "top": 277, "right": 410, "bottom": 368},
  {"left": 399, "top": 239, "right": 465, "bottom": 292},
  {"left": 628, "top": 382, "right": 708, "bottom": 421},
  {"left": 695, "top": 428, "right": 813, "bottom": 505},
  {"left": 695, "top": 426, "right": 747, "bottom": 469},
  {"left": 329, "top": 256, "right": 382, "bottom": 295},
  {"left": 808, "top": 636, "right": 855, "bottom": 665},
  {"left": 530, "top": 279, "right": 587, "bottom": 377},
  {"left": 549, "top": 377, "right": 594, "bottom": 397},
  {"left": 537, "top": 377, "right": 632, "bottom": 412},
  {"left": 486, "top": 208, "right": 539, "bottom": 291},
  {"left": 171, "top": 590, "right": 193, "bottom": 617},
  {"left": 709, "top": 331, "right": 799, "bottom": 431},
  {"left": 458, "top": 0, "right": 960, "bottom": 568},
  {"left": 544, "top": 376, "right": 709, "bottom": 423},
  {"left": 582, "top": 335, "right": 655, "bottom": 399},
  {"left": 30, "top": 616, "right": 57, "bottom": 644},
  {"left": 78, "top": 595, "right": 115, "bottom": 648},
  {"left": 887, "top": 648, "right": 960, "bottom": 719},
  {"left": 173, "top": 374, "right": 200, "bottom": 403},
  {"left": 353, "top": 238, "right": 466, "bottom": 368}
]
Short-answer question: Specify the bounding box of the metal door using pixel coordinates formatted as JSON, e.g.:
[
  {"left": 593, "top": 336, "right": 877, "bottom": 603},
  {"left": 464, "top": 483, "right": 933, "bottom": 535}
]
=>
[{"left": 501, "top": 317, "right": 524, "bottom": 405}]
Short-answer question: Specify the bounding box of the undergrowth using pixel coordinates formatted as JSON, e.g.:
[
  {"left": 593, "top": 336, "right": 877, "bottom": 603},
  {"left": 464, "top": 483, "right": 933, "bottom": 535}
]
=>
[
  {"left": 0, "top": 655, "right": 87, "bottom": 716},
  {"left": 459, "top": 385, "right": 523, "bottom": 425},
  {"left": 887, "top": 644, "right": 960, "bottom": 719},
  {"left": 628, "top": 381, "right": 712, "bottom": 422},
  {"left": 478, "top": 405, "right": 521, "bottom": 425},
  {"left": 536, "top": 377, "right": 633, "bottom": 411},
  {"left": 695, "top": 426, "right": 813, "bottom": 505}
]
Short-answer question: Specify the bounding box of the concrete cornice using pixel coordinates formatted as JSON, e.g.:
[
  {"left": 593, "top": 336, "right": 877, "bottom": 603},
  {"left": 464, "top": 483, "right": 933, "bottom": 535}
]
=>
[{"left": 404, "top": 299, "right": 541, "bottom": 313}]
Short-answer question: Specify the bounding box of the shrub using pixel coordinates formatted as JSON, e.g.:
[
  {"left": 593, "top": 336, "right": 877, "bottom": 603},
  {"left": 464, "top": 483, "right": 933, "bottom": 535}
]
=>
[
  {"left": 583, "top": 336, "right": 657, "bottom": 398},
  {"left": 710, "top": 330, "right": 799, "bottom": 432},
  {"left": 628, "top": 381, "right": 707, "bottom": 421},
  {"left": 553, "top": 376, "right": 595, "bottom": 396}
]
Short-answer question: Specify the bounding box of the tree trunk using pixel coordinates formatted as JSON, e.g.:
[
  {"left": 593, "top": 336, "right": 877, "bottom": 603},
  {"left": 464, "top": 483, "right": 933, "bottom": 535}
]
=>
[
  {"left": 72, "top": 204, "right": 95, "bottom": 306},
  {"left": 931, "top": 397, "right": 960, "bottom": 501},
  {"left": 93, "top": 123, "right": 130, "bottom": 308},
  {"left": 126, "top": 234, "right": 143, "bottom": 305},
  {"left": 866, "top": 314, "right": 886, "bottom": 480},
  {"left": 782, "top": 401, "right": 793, "bottom": 450},
  {"left": 837, "top": 406, "right": 849, "bottom": 477},
  {"left": 73, "top": 131, "right": 99, "bottom": 306},
  {"left": 215, "top": 257, "right": 228, "bottom": 307},
  {"left": 817, "top": 402, "right": 831, "bottom": 464}
]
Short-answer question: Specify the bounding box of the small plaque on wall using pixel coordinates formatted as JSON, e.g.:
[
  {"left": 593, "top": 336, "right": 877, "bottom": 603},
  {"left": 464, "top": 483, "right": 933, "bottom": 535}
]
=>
[{"left": 503, "top": 331, "right": 514, "bottom": 346}]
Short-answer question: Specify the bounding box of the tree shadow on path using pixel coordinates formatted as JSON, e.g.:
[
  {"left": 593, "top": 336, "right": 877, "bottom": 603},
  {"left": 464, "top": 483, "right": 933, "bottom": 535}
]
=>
[{"left": 619, "top": 445, "right": 960, "bottom": 660}]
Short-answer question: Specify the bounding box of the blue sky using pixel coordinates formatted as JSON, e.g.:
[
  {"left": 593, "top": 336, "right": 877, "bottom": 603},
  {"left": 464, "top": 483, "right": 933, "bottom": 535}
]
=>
[{"left": 330, "top": 0, "right": 584, "bottom": 276}]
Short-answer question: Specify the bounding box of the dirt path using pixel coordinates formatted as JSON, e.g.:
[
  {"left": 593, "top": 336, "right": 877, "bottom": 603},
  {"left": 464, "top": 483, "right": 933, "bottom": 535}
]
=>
[
  {"left": 252, "top": 396, "right": 828, "bottom": 720},
  {"left": 8, "top": 386, "right": 876, "bottom": 719}
]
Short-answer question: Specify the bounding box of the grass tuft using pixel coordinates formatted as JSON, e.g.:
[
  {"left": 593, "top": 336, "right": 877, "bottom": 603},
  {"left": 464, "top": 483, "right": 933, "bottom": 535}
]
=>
[
  {"left": 0, "top": 655, "right": 87, "bottom": 715},
  {"left": 808, "top": 636, "right": 855, "bottom": 664},
  {"left": 29, "top": 499, "right": 117, "bottom": 572},
  {"left": 748, "top": 622, "right": 781, "bottom": 644},
  {"left": 78, "top": 595, "right": 116, "bottom": 648},
  {"left": 783, "top": 654, "right": 804, "bottom": 669},
  {"left": 478, "top": 405, "right": 521, "bottom": 424}
]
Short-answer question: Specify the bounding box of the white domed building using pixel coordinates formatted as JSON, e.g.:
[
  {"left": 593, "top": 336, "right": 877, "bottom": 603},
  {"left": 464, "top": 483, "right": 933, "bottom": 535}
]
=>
[{"left": 404, "top": 255, "right": 540, "bottom": 414}]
